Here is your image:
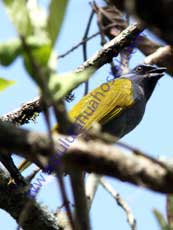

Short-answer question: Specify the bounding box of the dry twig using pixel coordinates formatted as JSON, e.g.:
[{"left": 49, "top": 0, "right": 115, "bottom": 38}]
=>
[{"left": 100, "top": 178, "right": 136, "bottom": 230}]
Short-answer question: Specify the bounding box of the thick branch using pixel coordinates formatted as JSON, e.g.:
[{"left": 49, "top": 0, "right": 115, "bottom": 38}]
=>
[
  {"left": 0, "top": 97, "right": 42, "bottom": 126},
  {"left": 0, "top": 168, "right": 60, "bottom": 230},
  {"left": 77, "top": 23, "right": 142, "bottom": 72},
  {"left": 0, "top": 121, "right": 173, "bottom": 194},
  {"left": 144, "top": 46, "right": 173, "bottom": 75}
]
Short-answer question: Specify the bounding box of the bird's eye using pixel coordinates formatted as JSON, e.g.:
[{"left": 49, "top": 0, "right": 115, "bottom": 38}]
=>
[{"left": 136, "top": 66, "right": 143, "bottom": 72}]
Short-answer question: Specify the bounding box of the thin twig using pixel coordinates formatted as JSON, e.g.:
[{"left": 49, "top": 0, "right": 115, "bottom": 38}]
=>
[
  {"left": 85, "top": 173, "right": 101, "bottom": 210},
  {"left": 100, "top": 178, "right": 136, "bottom": 230},
  {"left": 77, "top": 23, "right": 143, "bottom": 72},
  {"left": 0, "top": 151, "right": 26, "bottom": 185},
  {"left": 82, "top": 8, "right": 95, "bottom": 96},
  {"left": 93, "top": 2, "right": 107, "bottom": 46},
  {"left": 57, "top": 22, "right": 117, "bottom": 59}
]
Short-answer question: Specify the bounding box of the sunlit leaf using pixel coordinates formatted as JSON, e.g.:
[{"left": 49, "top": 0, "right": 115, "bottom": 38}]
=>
[
  {"left": 47, "top": 67, "right": 95, "bottom": 102},
  {"left": 47, "top": 0, "right": 68, "bottom": 46},
  {"left": 0, "top": 39, "right": 22, "bottom": 66},
  {"left": 26, "top": 0, "right": 47, "bottom": 35},
  {"left": 153, "top": 209, "right": 168, "bottom": 230},
  {"left": 0, "top": 78, "right": 15, "bottom": 92},
  {"left": 3, "top": 0, "right": 33, "bottom": 36}
]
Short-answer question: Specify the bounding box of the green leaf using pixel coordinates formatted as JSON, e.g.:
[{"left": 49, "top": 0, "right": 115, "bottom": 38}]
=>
[
  {"left": 26, "top": 0, "right": 47, "bottom": 36},
  {"left": 47, "top": 67, "right": 95, "bottom": 102},
  {"left": 167, "top": 195, "right": 173, "bottom": 229},
  {"left": 0, "top": 39, "right": 22, "bottom": 66},
  {"left": 47, "top": 0, "right": 68, "bottom": 46},
  {"left": 153, "top": 209, "right": 168, "bottom": 230},
  {"left": 23, "top": 41, "right": 52, "bottom": 78},
  {"left": 3, "top": 0, "right": 33, "bottom": 36},
  {"left": 0, "top": 78, "right": 15, "bottom": 92}
]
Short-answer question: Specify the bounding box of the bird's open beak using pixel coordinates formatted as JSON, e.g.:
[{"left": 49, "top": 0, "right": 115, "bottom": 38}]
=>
[
  {"left": 148, "top": 67, "right": 167, "bottom": 73},
  {"left": 147, "top": 67, "right": 166, "bottom": 78}
]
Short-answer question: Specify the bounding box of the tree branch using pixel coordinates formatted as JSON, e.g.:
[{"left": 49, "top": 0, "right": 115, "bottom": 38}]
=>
[
  {"left": 77, "top": 23, "right": 142, "bottom": 72},
  {"left": 144, "top": 45, "right": 173, "bottom": 75},
  {"left": 0, "top": 23, "right": 143, "bottom": 126},
  {"left": 0, "top": 167, "right": 61, "bottom": 230},
  {"left": 85, "top": 173, "right": 101, "bottom": 209},
  {"left": 0, "top": 97, "right": 42, "bottom": 126},
  {"left": 70, "top": 170, "right": 90, "bottom": 230},
  {"left": 0, "top": 121, "right": 173, "bottom": 194},
  {"left": 100, "top": 178, "right": 136, "bottom": 230}
]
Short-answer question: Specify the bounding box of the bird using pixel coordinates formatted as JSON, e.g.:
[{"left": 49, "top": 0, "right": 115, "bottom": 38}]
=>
[
  {"left": 17, "top": 64, "right": 166, "bottom": 173},
  {"left": 61, "top": 64, "right": 166, "bottom": 137}
]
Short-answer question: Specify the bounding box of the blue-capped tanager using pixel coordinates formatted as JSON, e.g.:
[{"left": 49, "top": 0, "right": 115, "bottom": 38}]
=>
[{"left": 18, "top": 64, "right": 166, "bottom": 172}]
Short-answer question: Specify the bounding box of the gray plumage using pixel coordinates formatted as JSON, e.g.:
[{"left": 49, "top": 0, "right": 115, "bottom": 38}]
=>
[{"left": 102, "top": 64, "right": 166, "bottom": 137}]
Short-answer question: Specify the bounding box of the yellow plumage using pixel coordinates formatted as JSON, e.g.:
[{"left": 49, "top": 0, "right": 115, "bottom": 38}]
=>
[
  {"left": 54, "top": 78, "right": 134, "bottom": 131},
  {"left": 19, "top": 77, "right": 134, "bottom": 172}
]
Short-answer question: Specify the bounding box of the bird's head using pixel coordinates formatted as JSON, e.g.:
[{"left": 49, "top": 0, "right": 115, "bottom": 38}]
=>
[
  {"left": 123, "top": 64, "right": 166, "bottom": 101},
  {"left": 131, "top": 64, "right": 166, "bottom": 77}
]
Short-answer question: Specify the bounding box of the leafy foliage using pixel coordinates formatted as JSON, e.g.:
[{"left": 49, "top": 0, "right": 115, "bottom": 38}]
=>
[
  {"left": 3, "top": 0, "right": 33, "bottom": 36},
  {"left": 47, "top": 0, "right": 69, "bottom": 46},
  {"left": 23, "top": 40, "right": 52, "bottom": 78},
  {"left": 1, "top": 0, "right": 70, "bottom": 98},
  {"left": 153, "top": 209, "right": 169, "bottom": 230},
  {"left": 0, "top": 78, "right": 15, "bottom": 92},
  {"left": 0, "top": 39, "right": 22, "bottom": 66},
  {"left": 153, "top": 195, "right": 173, "bottom": 230}
]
